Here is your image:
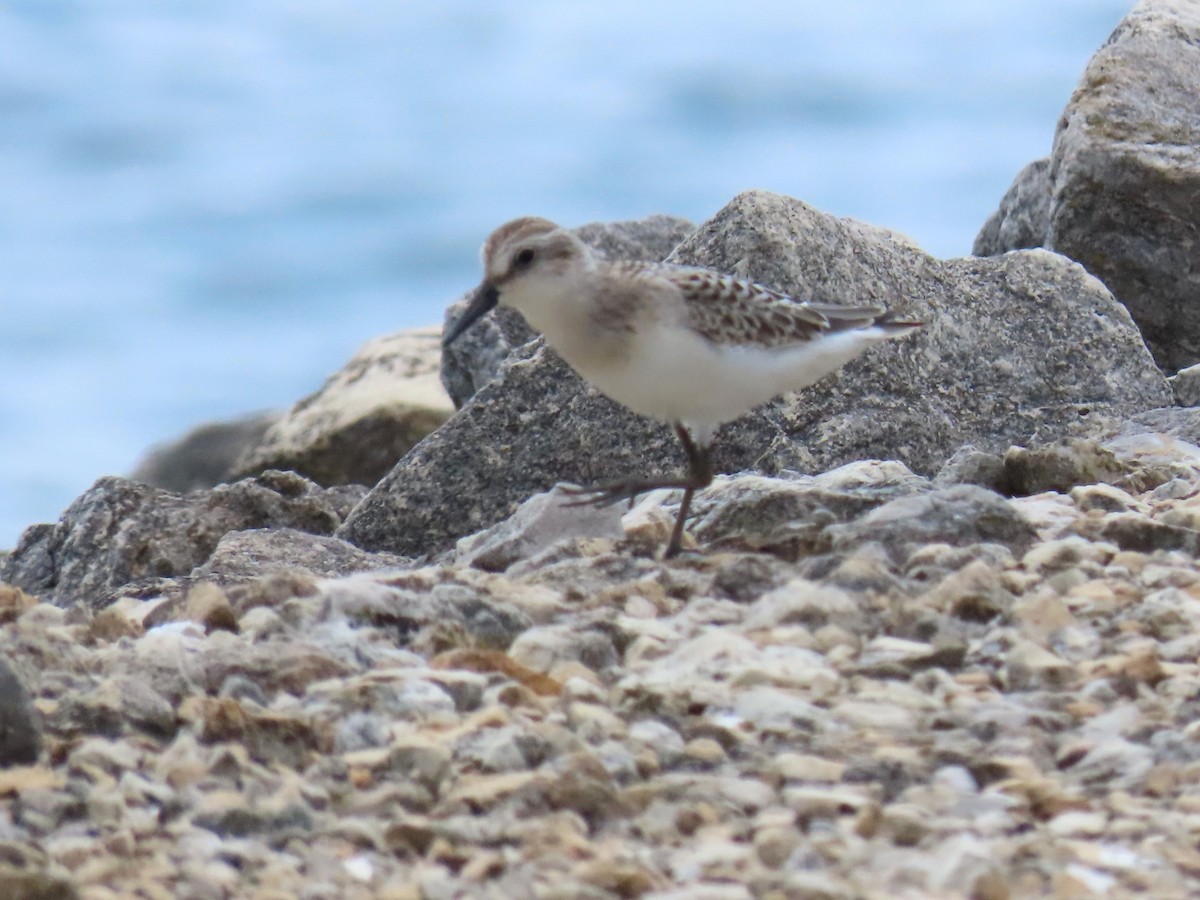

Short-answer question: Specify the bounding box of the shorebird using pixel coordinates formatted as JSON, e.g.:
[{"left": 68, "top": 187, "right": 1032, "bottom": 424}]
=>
[{"left": 443, "top": 217, "right": 921, "bottom": 558}]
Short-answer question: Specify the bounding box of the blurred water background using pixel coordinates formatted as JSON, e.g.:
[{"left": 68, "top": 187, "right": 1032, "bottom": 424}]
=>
[{"left": 1, "top": 0, "right": 1131, "bottom": 548}]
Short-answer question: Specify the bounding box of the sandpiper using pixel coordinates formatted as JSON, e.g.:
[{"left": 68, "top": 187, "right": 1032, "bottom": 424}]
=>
[{"left": 443, "top": 216, "right": 922, "bottom": 558}]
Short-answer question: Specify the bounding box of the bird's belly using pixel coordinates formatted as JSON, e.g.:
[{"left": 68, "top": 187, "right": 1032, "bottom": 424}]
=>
[{"left": 569, "top": 325, "right": 892, "bottom": 429}]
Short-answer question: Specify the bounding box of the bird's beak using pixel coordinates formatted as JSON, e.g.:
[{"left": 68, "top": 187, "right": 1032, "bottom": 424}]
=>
[{"left": 443, "top": 283, "right": 499, "bottom": 347}]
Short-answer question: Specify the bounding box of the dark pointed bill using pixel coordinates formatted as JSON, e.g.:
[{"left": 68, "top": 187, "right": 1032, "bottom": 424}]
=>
[{"left": 442, "top": 283, "right": 499, "bottom": 347}]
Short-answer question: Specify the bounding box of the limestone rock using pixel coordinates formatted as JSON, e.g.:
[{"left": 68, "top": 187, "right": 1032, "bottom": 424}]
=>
[
  {"left": 130, "top": 410, "right": 279, "bottom": 493},
  {"left": 194, "top": 527, "right": 409, "bottom": 581},
  {"left": 341, "top": 191, "right": 1168, "bottom": 557},
  {"left": 1049, "top": 0, "right": 1200, "bottom": 370},
  {"left": 0, "top": 652, "right": 41, "bottom": 766},
  {"left": 341, "top": 339, "right": 795, "bottom": 558},
  {"left": 972, "top": 157, "right": 1051, "bottom": 256},
  {"left": 231, "top": 327, "right": 454, "bottom": 487},
  {"left": 828, "top": 485, "right": 1038, "bottom": 562},
  {"left": 1001, "top": 440, "right": 1132, "bottom": 496},
  {"left": 1168, "top": 364, "right": 1200, "bottom": 407},
  {"left": 454, "top": 488, "right": 624, "bottom": 572},
  {"left": 689, "top": 462, "right": 929, "bottom": 557},
  {"left": 0, "top": 471, "right": 364, "bottom": 605},
  {"left": 979, "top": 1, "right": 1200, "bottom": 371}
]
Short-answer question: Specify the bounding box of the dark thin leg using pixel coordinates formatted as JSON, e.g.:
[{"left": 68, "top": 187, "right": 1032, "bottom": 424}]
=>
[
  {"left": 665, "top": 424, "right": 713, "bottom": 558},
  {"left": 561, "top": 423, "right": 713, "bottom": 558}
]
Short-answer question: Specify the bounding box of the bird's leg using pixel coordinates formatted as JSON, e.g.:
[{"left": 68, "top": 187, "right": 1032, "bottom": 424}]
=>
[
  {"left": 664, "top": 424, "right": 713, "bottom": 558},
  {"left": 561, "top": 423, "right": 713, "bottom": 558}
]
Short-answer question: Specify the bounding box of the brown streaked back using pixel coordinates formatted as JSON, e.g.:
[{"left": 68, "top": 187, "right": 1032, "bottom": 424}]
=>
[{"left": 617, "top": 262, "right": 886, "bottom": 349}]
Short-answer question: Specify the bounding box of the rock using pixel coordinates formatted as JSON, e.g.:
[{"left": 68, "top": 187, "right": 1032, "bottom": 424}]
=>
[
  {"left": 130, "top": 410, "right": 280, "bottom": 493},
  {"left": 0, "top": 867, "right": 77, "bottom": 900},
  {"left": 0, "top": 471, "right": 364, "bottom": 605},
  {"left": 1117, "top": 406, "right": 1200, "bottom": 448},
  {"left": 1047, "top": 0, "right": 1200, "bottom": 371},
  {"left": 689, "top": 463, "right": 928, "bottom": 557},
  {"left": 1073, "top": 511, "right": 1200, "bottom": 555},
  {"left": 933, "top": 446, "right": 1007, "bottom": 492},
  {"left": 828, "top": 485, "right": 1038, "bottom": 563},
  {"left": 1000, "top": 439, "right": 1132, "bottom": 496},
  {"left": 1169, "top": 364, "right": 1200, "bottom": 407},
  {"left": 972, "top": 157, "right": 1051, "bottom": 256},
  {"left": 454, "top": 488, "right": 624, "bottom": 572},
  {"left": 0, "top": 584, "right": 38, "bottom": 624},
  {"left": 193, "top": 527, "right": 409, "bottom": 581},
  {"left": 0, "top": 652, "right": 41, "bottom": 766},
  {"left": 975, "top": 0, "right": 1200, "bottom": 372},
  {"left": 341, "top": 339, "right": 794, "bottom": 558},
  {"left": 1005, "top": 640, "right": 1079, "bottom": 691},
  {"left": 341, "top": 192, "right": 1168, "bottom": 557},
  {"left": 231, "top": 327, "right": 454, "bottom": 487},
  {"left": 1060, "top": 738, "right": 1155, "bottom": 791},
  {"left": 920, "top": 559, "right": 1016, "bottom": 623},
  {"left": 441, "top": 214, "right": 696, "bottom": 408},
  {"left": 185, "top": 583, "right": 238, "bottom": 634}
]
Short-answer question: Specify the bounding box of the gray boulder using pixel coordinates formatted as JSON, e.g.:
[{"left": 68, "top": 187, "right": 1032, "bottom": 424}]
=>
[
  {"left": 338, "top": 190, "right": 1169, "bottom": 558},
  {"left": 972, "top": 158, "right": 1051, "bottom": 257},
  {"left": 827, "top": 485, "right": 1039, "bottom": 563},
  {"left": 343, "top": 339, "right": 799, "bottom": 559},
  {"left": 440, "top": 214, "right": 695, "bottom": 408},
  {"left": 1, "top": 471, "right": 366, "bottom": 606},
  {"left": 130, "top": 411, "right": 280, "bottom": 493},
  {"left": 194, "top": 527, "right": 411, "bottom": 581},
  {"left": 1049, "top": 0, "right": 1200, "bottom": 371},
  {"left": 976, "top": 1, "right": 1200, "bottom": 371}
]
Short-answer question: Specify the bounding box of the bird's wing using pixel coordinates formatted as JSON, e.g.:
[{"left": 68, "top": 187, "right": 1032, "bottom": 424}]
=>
[{"left": 631, "top": 263, "right": 889, "bottom": 348}]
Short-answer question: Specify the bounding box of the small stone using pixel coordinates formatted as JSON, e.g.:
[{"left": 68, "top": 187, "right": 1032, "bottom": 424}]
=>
[
  {"left": 460, "top": 850, "right": 505, "bottom": 882},
  {"left": 753, "top": 824, "right": 800, "bottom": 868},
  {"left": 1046, "top": 809, "right": 1107, "bottom": 837},
  {"left": 1002, "top": 440, "right": 1130, "bottom": 496},
  {"left": 1070, "top": 483, "right": 1140, "bottom": 513},
  {"left": 681, "top": 738, "right": 726, "bottom": 769},
  {"left": 455, "top": 488, "right": 623, "bottom": 572},
  {"left": 1005, "top": 641, "right": 1079, "bottom": 691},
  {"left": 0, "top": 584, "right": 38, "bottom": 623},
  {"left": 86, "top": 607, "right": 143, "bottom": 644},
  {"left": 880, "top": 803, "right": 930, "bottom": 846},
  {"left": 430, "top": 649, "right": 563, "bottom": 697},
  {"left": 770, "top": 753, "right": 845, "bottom": 784},
  {"left": 0, "top": 653, "right": 41, "bottom": 766},
  {"left": 922, "top": 560, "right": 1015, "bottom": 622},
  {"left": 0, "top": 866, "right": 78, "bottom": 899},
  {"left": 186, "top": 582, "right": 238, "bottom": 634}
]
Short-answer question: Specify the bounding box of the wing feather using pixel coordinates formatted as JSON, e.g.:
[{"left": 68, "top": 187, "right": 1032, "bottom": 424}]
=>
[{"left": 611, "top": 262, "right": 891, "bottom": 348}]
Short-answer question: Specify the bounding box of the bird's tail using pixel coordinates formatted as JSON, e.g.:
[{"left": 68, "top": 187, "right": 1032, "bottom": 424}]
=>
[{"left": 873, "top": 311, "right": 924, "bottom": 335}]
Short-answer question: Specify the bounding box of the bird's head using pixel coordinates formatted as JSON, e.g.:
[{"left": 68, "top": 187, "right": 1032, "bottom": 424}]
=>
[{"left": 442, "top": 217, "right": 593, "bottom": 346}]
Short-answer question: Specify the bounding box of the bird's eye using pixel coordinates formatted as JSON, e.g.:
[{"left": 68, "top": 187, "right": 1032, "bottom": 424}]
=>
[{"left": 513, "top": 248, "right": 535, "bottom": 270}]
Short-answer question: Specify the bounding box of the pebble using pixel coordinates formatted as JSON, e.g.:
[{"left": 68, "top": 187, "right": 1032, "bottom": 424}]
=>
[{"left": 5, "top": 442, "right": 1200, "bottom": 897}]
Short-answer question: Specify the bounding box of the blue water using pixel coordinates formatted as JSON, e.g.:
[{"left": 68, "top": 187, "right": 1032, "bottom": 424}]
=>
[{"left": 1, "top": 0, "right": 1131, "bottom": 549}]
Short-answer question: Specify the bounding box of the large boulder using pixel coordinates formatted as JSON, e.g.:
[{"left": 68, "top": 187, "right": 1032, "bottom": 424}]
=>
[
  {"left": 130, "top": 411, "right": 280, "bottom": 493},
  {"left": 1, "top": 471, "right": 366, "bottom": 606},
  {"left": 230, "top": 327, "right": 454, "bottom": 487},
  {"left": 338, "top": 190, "right": 1169, "bottom": 557},
  {"left": 1050, "top": 0, "right": 1200, "bottom": 371},
  {"left": 972, "top": 158, "right": 1051, "bottom": 257},
  {"left": 976, "top": 0, "right": 1200, "bottom": 372}
]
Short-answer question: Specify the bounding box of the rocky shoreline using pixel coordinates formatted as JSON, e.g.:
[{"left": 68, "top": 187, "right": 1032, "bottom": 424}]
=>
[{"left": 3, "top": 1, "right": 1200, "bottom": 897}]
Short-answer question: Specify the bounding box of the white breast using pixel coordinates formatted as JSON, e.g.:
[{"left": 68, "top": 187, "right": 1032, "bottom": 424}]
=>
[{"left": 567, "top": 321, "right": 900, "bottom": 441}]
